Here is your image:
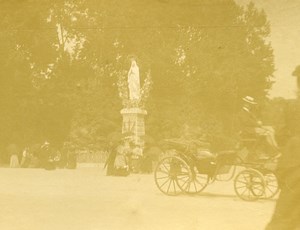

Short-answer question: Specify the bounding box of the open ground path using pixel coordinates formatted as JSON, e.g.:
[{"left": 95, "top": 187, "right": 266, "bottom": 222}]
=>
[{"left": 0, "top": 166, "right": 276, "bottom": 230}]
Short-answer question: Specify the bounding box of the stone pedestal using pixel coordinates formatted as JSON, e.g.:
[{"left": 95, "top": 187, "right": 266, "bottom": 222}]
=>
[{"left": 120, "top": 108, "right": 147, "bottom": 145}]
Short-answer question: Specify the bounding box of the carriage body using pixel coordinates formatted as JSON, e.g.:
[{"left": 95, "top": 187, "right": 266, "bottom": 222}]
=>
[{"left": 154, "top": 138, "right": 280, "bottom": 200}]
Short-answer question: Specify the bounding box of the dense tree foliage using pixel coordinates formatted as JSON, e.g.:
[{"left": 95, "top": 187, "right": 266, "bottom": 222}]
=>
[{"left": 0, "top": 0, "right": 275, "bottom": 160}]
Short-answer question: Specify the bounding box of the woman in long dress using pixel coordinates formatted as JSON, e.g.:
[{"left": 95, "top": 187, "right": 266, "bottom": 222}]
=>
[
  {"left": 10, "top": 154, "right": 19, "bottom": 168},
  {"left": 8, "top": 144, "right": 20, "bottom": 168}
]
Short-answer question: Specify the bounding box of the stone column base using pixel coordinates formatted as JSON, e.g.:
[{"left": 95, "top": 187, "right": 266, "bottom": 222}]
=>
[{"left": 120, "top": 108, "right": 147, "bottom": 145}]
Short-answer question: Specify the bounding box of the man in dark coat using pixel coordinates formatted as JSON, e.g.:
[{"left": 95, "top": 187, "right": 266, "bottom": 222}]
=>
[
  {"left": 238, "top": 96, "right": 261, "bottom": 137},
  {"left": 238, "top": 96, "right": 280, "bottom": 157}
]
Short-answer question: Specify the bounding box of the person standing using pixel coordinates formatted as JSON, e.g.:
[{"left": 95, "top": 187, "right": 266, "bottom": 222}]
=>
[
  {"left": 40, "top": 141, "right": 55, "bottom": 170},
  {"left": 104, "top": 142, "right": 117, "bottom": 176},
  {"left": 113, "top": 140, "right": 130, "bottom": 176},
  {"left": 131, "top": 143, "right": 143, "bottom": 173},
  {"left": 10, "top": 153, "right": 20, "bottom": 168},
  {"left": 8, "top": 144, "right": 20, "bottom": 168},
  {"left": 66, "top": 143, "right": 77, "bottom": 169},
  {"left": 20, "top": 147, "right": 31, "bottom": 168}
]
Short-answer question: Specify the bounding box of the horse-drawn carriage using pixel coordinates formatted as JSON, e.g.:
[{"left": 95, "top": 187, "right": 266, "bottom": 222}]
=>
[{"left": 154, "top": 137, "right": 279, "bottom": 201}]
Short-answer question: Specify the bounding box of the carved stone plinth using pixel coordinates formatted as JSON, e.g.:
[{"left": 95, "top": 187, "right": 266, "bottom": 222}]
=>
[{"left": 120, "top": 107, "right": 147, "bottom": 145}]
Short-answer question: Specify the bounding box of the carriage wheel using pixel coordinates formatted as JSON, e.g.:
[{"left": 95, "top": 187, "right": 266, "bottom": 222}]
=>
[
  {"left": 154, "top": 156, "right": 191, "bottom": 196},
  {"left": 177, "top": 165, "right": 209, "bottom": 194},
  {"left": 263, "top": 171, "right": 280, "bottom": 199},
  {"left": 234, "top": 169, "right": 265, "bottom": 201}
]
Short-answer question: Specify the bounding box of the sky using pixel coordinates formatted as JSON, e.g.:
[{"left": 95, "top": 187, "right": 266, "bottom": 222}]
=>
[{"left": 236, "top": 0, "right": 300, "bottom": 99}]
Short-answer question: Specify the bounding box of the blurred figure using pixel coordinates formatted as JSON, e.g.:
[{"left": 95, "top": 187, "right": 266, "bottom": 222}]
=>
[
  {"left": 140, "top": 145, "right": 153, "bottom": 174},
  {"left": 8, "top": 144, "right": 20, "bottom": 168},
  {"left": 40, "top": 141, "right": 56, "bottom": 170},
  {"left": 39, "top": 141, "right": 49, "bottom": 168},
  {"left": 266, "top": 106, "right": 300, "bottom": 230},
  {"left": 104, "top": 138, "right": 130, "bottom": 176},
  {"left": 28, "top": 144, "right": 41, "bottom": 168},
  {"left": 104, "top": 141, "right": 117, "bottom": 176},
  {"left": 141, "top": 146, "right": 163, "bottom": 173},
  {"left": 20, "top": 147, "right": 31, "bottom": 168},
  {"left": 114, "top": 144, "right": 130, "bottom": 176},
  {"left": 131, "top": 143, "right": 143, "bottom": 173},
  {"left": 238, "top": 96, "right": 280, "bottom": 158},
  {"left": 58, "top": 142, "right": 69, "bottom": 169},
  {"left": 10, "top": 153, "right": 19, "bottom": 168},
  {"left": 66, "top": 143, "right": 77, "bottom": 169}
]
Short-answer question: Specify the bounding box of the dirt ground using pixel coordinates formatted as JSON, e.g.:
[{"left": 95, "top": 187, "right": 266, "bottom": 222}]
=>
[{"left": 0, "top": 165, "right": 276, "bottom": 230}]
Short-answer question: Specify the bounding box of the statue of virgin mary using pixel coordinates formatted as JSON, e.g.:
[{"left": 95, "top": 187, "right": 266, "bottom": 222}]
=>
[{"left": 127, "top": 59, "right": 140, "bottom": 100}]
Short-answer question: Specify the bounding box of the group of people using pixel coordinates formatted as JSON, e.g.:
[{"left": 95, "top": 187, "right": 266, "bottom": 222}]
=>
[
  {"left": 8, "top": 141, "right": 77, "bottom": 170},
  {"left": 9, "top": 148, "right": 27, "bottom": 168},
  {"left": 104, "top": 137, "right": 152, "bottom": 176}
]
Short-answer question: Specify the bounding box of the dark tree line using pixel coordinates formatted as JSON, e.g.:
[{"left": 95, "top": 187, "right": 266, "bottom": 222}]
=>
[{"left": 0, "top": 0, "right": 276, "bottom": 160}]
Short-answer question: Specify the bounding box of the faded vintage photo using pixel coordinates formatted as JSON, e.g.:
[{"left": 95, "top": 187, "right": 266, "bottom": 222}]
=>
[{"left": 0, "top": 0, "right": 299, "bottom": 229}]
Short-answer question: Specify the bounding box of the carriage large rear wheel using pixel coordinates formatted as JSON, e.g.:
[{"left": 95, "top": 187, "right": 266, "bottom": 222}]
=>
[
  {"left": 154, "top": 156, "right": 191, "bottom": 196},
  {"left": 177, "top": 165, "right": 209, "bottom": 194},
  {"left": 234, "top": 169, "right": 265, "bottom": 201}
]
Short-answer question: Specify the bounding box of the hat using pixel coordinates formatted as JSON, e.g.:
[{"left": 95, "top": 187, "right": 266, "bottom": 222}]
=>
[{"left": 242, "top": 96, "right": 257, "bottom": 105}]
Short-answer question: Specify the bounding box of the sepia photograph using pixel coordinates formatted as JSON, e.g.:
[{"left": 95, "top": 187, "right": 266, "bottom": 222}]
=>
[{"left": 0, "top": 0, "right": 299, "bottom": 229}]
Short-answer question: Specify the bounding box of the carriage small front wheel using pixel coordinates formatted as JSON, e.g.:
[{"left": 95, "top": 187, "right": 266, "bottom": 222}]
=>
[
  {"left": 234, "top": 169, "right": 265, "bottom": 201},
  {"left": 263, "top": 171, "right": 280, "bottom": 199},
  {"left": 154, "top": 156, "right": 191, "bottom": 196}
]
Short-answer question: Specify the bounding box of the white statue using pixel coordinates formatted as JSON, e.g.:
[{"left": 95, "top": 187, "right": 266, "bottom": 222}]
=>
[{"left": 128, "top": 60, "right": 140, "bottom": 100}]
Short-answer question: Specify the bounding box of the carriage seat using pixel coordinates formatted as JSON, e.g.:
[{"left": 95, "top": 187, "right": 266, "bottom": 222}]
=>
[{"left": 194, "top": 149, "right": 215, "bottom": 160}]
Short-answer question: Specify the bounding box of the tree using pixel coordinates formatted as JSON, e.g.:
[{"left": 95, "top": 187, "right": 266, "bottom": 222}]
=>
[
  {"left": 87, "top": 0, "right": 275, "bottom": 142},
  {"left": 0, "top": 0, "right": 275, "bottom": 160},
  {"left": 70, "top": 0, "right": 275, "bottom": 144},
  {"left": 0, "top": 0, "right": 92, "bottom": 151},
  {"left": 0, "top": 1, "right": 41, "bottom": 154}
]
